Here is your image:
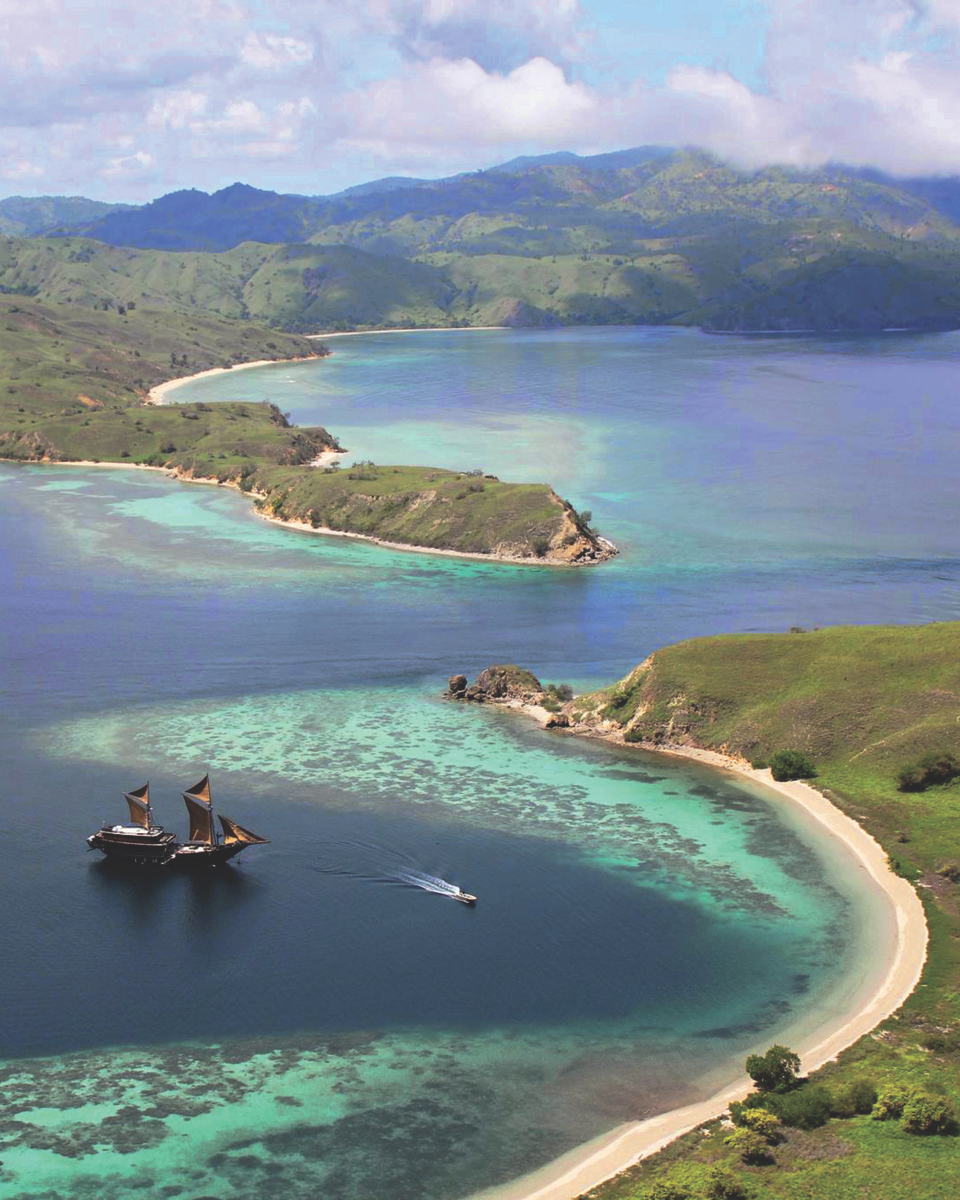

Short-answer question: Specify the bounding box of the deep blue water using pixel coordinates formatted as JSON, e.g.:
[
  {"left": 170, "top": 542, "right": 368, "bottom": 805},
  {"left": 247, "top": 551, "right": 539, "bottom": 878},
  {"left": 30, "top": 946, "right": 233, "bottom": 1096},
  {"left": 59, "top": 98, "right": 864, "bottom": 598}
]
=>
[{"left": 0, "top": 327, "right": 956, "bottom": 1199}]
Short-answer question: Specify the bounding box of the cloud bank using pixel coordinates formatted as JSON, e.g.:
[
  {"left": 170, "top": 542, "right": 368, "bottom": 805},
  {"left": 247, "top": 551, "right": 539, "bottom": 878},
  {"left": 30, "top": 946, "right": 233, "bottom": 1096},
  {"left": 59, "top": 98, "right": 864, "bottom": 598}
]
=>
[{"left": 2, "top": 0, "right": 960, "bottom": 198}]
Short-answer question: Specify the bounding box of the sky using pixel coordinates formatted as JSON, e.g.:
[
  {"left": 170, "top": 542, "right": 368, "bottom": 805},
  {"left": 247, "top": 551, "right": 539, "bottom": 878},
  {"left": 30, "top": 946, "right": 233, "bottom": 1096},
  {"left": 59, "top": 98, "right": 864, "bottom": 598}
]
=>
[{"left": 1, "top": 0, "right": 959, "bottom": 201}]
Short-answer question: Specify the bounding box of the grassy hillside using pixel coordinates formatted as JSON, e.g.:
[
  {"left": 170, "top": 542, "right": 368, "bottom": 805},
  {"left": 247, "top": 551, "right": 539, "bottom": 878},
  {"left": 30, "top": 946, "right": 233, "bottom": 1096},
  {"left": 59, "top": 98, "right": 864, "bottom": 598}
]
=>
[
  {"left": 0, "top": 237, "right": 458, "bottom": 332},
  {"left": 21, "top": 147, "right": 960, "bottom": 332},
  {"left": 241, "top": 463, "right": 607, "bottom": 561},
  {"left": 0, "top": 195, "right": 129, "bottom": 237},
  {"left": 557, "top": 625, "right": 960, "bottom": 1200},
  {"left": 0, "top": 294, "right": 611, "bottom": 564},
  {"left": 0, "top": 294, "right": 320, "bottom": 419}
]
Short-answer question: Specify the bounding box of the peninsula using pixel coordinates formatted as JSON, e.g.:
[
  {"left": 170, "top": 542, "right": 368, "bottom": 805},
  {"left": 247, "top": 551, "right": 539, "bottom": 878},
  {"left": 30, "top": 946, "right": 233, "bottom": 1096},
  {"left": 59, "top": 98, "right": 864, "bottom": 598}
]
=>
[
  {"left": 0, "top": 295, "right": 614, "bottom": 565},
  {"left": 450, "top": 623, "right": 959, "bottom": 1199}
]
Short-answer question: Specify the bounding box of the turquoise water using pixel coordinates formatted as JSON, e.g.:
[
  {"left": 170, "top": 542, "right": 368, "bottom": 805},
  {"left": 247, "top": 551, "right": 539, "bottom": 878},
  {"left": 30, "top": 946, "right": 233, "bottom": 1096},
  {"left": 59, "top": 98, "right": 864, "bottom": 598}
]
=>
[{"left": 1, "top": 327, "right": 956, "bottom": 1198}]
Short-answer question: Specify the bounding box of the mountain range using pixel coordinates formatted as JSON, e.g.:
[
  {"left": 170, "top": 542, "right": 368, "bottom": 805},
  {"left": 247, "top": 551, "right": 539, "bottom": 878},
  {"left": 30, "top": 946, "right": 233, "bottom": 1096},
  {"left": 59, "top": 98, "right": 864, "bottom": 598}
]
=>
[{"left": 4, "top": 147, "right": 960, "bottom": 331}]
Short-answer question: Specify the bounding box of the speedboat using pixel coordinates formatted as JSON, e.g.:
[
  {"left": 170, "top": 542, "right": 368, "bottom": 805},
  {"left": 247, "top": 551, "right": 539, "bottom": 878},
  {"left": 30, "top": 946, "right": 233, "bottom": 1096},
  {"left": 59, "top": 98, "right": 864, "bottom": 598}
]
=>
[{"left": 454, "top": 889, "right": 477, "bottom": 905}]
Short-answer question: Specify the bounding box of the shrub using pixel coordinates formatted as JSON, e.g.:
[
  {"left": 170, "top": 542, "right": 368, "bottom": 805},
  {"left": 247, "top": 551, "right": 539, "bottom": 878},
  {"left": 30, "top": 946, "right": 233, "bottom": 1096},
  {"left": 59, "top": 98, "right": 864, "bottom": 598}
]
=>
[
  {"left": 728, "top": 1096, "right": 769, "bottom": 1125},
  {"left": 531, "top": 537, "right": 551, "bottom": 558},
  {"left": 745, "top": 1045, "right": 801, "bottom": 1093},
  {"left": 768, "top": 750, "right": 817, "bottom": 782},
  {"left": 831, "top": 1078, "right": 878, "bottom": 1118},
  {"left": 872, "top": 1083, "right": 914, "bottom": 1121},
  {"left": 768, "top": 1085, "right": 833, "bottom": 1130},
  {"left": 897, "top": 752, "right": 960, "bottom": 793},
  {"left": 159, "top": 441, "right": 176, "bottom": 454},
  {"left": 738, "top": 1107, "right": 781, "bottom": 1141},
  {"left": 725, "top": 1127, "right": 770, "bottom": 1164},
  {"left": 922, "top": 1032, "right": 960, "bottom": 1053},
  {"left": 750, "top": 757, "right": 768, "bottom": 770},
  {"left": 645, "top": 1180, "right": 692, "bottom": 1200},
  {"left": 901, "top": 1091, "right": 956, "bottom": 1135},
  {"left": 703, "top": 1166, "right": 750, "bottom": 1199}
]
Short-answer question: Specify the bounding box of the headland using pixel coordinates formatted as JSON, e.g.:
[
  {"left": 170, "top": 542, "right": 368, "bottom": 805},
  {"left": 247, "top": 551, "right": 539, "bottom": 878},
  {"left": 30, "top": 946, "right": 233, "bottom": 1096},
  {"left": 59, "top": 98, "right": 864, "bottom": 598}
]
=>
[{"left": 450, "top": 630, "right": 951, "bottom": 1199}]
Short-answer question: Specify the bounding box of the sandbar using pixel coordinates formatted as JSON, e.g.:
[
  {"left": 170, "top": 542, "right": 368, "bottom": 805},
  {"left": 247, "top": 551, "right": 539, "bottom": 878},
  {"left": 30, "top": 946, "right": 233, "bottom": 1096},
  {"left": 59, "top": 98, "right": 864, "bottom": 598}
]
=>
[{"left": 468, "top": 724, "right": 927, "bottom": 1200}]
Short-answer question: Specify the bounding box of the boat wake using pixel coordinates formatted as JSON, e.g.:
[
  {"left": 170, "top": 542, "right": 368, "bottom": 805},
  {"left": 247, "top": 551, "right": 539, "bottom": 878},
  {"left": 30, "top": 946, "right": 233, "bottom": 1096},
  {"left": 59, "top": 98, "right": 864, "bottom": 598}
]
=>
[{"left": 297, "top": 838, "right": 472, "bottom": 901}]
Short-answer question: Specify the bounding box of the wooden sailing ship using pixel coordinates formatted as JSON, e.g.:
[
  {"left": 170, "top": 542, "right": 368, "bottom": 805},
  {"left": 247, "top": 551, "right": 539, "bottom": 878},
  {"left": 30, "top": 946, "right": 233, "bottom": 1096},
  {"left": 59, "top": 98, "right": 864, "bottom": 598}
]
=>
[{"left": 87, "top": 774, "right": 268, "bottom": 867}]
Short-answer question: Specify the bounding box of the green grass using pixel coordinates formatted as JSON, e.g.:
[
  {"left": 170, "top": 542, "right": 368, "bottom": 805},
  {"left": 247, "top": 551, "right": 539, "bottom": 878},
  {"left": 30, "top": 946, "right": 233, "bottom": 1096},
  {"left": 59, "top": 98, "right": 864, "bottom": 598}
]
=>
[
  {"left": 0, "top": 294, "right": 607, "bottom": 562},
  {"left": 245, "top": 463, "right": 589, "bottom": 559},
  {"left": 0, "top": 294, "right": 319, "bottom": 416},
  {"left": 571, "top": 624, "right": 960, "bottom": 1200}
]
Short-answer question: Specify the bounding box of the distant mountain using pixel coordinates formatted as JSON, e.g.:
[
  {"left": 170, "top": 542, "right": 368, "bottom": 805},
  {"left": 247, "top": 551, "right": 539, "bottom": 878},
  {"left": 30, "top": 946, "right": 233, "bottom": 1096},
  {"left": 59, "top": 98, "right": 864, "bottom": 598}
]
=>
[
  {"left": 6, "top": 147, "right": 960, "bottom": 331},
  {"left": 329, "top": 176, "right": 432, "bottom": 199},
  {"left": 62, "top": 148, "right": 960, "bottom": 259},
  {"left": 0, "top": 195, "right": 132, "bottom": 237}
]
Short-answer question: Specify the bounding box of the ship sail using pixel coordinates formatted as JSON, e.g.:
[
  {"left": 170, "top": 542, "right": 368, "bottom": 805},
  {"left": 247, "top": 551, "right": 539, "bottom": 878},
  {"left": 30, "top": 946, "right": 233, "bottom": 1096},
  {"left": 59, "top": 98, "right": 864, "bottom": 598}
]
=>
[
  {"left": 182, "top": 774, "right": 215, "bottom": 844},
  {"left": 123, "top": 783, "right": 151, "bottom": 829},
  {"left": 218, "top": 814, "right": 270, "bottom": 845}
]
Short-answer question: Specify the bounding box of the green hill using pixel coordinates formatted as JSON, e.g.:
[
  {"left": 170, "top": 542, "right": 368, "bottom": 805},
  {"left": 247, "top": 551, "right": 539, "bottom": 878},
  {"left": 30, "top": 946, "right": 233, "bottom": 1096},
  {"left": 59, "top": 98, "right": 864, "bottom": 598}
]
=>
[
  {"left": 558, "top": 624, "right": 960, "bottom": 1200},
  {"left": 0, "top": 195, "right": 130, "bottom": 237},
  {"left": 7, "top": 148, "right": 960, "bottom": 332}
]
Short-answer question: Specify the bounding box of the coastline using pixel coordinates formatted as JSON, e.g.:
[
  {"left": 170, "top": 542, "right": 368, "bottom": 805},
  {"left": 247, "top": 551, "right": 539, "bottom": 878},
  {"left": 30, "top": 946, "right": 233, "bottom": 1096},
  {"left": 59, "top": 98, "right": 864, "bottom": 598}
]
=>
[
  {"left": 256, "top": 509, "right": 617, "bottom": 567},
  {"left": 147, "top": 353, "right": 323, "bottom": 404},
  {"left": 305, "top": 325, "right": 507, "bottom": 339},
  {"left": 469, "top": 710, "right": 928, "bottom": 1200}
]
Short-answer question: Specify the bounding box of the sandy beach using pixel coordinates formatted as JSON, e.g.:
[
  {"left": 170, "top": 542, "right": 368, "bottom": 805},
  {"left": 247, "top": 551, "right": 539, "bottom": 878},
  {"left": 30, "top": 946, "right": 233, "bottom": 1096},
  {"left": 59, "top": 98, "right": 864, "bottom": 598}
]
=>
[
  {"left": 147, "top": 354, "right": 323, "bottom": 404},
  {"left": 468, "top": 720, "right": 928, "bottom": 1200},
  {"left": 306, "top": 326, "right": 507, "bottom": 340}
]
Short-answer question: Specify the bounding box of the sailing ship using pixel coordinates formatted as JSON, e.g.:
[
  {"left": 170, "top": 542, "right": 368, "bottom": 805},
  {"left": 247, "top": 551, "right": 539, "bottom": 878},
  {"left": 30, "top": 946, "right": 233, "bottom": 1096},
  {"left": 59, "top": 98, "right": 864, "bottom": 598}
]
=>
[
  {"left": 87, "top": 774, "right": 268, "bottom": 867},
  {"left": 174, "top": 774, "right": 269, "bottom": 866},
  {"left": 85, "top": 783, "right": 179, "bottom": 865}
]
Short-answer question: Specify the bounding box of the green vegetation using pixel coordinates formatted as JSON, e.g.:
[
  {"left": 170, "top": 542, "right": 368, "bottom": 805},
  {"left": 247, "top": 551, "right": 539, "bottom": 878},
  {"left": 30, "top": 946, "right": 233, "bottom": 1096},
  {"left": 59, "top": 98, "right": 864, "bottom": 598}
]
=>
[
  {"left": 768, "top": 749, "right": 818, "bottom": 781},
  {"left": 246, "top": 462, "right": 596, "bottom": 559},
  {"left": 0, "top": 194, "right": 130, "bottom": 237},
  {"left": 0, "top": 294, "right": 609, "bottom": 563},
  {"left": 898, "top": 752, "right": 960, "bottom": 793},
  {"left": 7, "top": 146, "right": 960, "bottom": 331},
  {"left": 26, "top": 147, "right": 960, "bottom": 332},
  {"left": 568, "top": 624, "right": 960, "bottom": 1199},
  {"left": 745, "top": 1044, "right": 801, "bottom": 1092}
]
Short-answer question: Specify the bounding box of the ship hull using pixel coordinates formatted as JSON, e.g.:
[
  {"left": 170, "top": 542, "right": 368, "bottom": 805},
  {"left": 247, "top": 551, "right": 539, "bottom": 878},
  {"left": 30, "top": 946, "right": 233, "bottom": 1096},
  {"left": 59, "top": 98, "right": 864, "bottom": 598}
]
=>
[
  {"left": 87, "top": 829, "right": 177, "bottom": 866},
  {"left": 170, "top": 842, "right": 247, "bottom": 868}
]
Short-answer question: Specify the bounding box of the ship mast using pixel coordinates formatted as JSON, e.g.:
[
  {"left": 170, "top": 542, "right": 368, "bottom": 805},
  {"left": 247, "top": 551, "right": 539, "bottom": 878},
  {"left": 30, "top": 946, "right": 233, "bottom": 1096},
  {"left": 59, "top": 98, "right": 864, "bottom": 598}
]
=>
[{"left": 181, "top": 773, "right": 219, "bottom": 845}]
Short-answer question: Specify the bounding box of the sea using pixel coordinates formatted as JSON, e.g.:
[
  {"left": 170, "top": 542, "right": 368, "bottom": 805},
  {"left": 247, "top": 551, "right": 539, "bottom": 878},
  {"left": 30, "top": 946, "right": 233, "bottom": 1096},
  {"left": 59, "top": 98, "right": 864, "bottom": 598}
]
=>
[{"left": 1, "top": 326, "right": 958, "bottom": 1199}]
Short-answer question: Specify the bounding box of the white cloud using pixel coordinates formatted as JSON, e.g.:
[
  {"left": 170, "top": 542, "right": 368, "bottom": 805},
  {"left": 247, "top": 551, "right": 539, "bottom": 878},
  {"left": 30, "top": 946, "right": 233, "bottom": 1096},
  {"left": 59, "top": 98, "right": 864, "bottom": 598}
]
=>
[
  {"left": 1, "top": 160, "right": 44, "bottom": 181},
  {"left": 147, "top": 91, "right": 208, "bottom": 129},
  {"left": 341, "top": 55, "right": 596, "bottom": 155},
  {"left": 101, "top": 150, "right": 154, "bottom": 180},
  {"left": 240, "top": 32, "right": 313, "bottom": 71},
  {"left": 5, "top": 0, "right": 960, "bottom": 199}
]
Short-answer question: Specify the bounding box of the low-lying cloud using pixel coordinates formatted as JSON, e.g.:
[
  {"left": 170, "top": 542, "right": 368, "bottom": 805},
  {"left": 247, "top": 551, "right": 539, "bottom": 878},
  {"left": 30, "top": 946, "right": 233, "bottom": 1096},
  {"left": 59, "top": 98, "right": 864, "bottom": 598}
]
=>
[{"left": 3, "top": 0, "right": 960, "bottom": 198}]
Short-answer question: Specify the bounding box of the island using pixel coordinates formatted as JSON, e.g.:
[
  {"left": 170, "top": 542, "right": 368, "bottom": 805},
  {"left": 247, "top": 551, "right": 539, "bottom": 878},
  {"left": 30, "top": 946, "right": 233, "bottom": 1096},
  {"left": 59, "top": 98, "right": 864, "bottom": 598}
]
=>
[
  {"left": 449, "top": 622, "right": 959, "bottom": 1200},
  {"left": 0, "top": 294, "right": 615, "bottom": 565}
]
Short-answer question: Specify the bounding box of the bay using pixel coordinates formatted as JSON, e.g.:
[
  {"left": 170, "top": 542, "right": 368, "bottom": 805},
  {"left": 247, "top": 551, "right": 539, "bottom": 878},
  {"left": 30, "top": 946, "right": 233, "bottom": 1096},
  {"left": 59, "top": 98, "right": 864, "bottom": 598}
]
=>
[{"left": 1, "top": 327, "right": 956, "bottom": 1199}]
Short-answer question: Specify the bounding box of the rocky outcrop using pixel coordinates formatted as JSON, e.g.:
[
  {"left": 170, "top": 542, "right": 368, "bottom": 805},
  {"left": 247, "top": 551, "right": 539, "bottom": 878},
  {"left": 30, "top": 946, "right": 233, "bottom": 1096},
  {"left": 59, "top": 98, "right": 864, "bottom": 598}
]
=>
[{"left": 447, "top": 665, "right": 545, "bottom": 704}]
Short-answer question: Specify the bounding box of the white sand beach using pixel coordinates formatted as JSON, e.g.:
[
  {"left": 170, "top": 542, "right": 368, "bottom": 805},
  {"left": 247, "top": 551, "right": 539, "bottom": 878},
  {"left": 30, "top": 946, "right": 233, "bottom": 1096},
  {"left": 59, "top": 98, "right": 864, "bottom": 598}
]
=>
[
  {"left": 147, "top": 354, "right": 322, "bottom": 404},
  {"left": 468, "top": 727, "right": 928, "bottom": 1200}
]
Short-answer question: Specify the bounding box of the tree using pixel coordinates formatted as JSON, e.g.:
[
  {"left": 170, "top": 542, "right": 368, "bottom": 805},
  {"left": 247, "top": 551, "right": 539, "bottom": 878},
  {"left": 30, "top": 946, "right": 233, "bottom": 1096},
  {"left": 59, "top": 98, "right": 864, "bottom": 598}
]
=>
[
  {"left": 871, "top": 1083, "right": 913, "bottom": 1121},
  {"left": 901, "top": 1091, "right": 955, "bottom": 1134},
  {"left": 745, "top": 1044, "right": 801, "bottom": 1093},
  {"left": 738, "top": 1107, "right": 781, "bottom": 1141},
  {"left": 703, "top": 1167, "right": 749, "bottom": 1200},
  {"left": 768, "top": 750, "right": 817, "bottom": 781},
  {"left": 725, "top": 1127, "right": 770, "bottom": 1164}
]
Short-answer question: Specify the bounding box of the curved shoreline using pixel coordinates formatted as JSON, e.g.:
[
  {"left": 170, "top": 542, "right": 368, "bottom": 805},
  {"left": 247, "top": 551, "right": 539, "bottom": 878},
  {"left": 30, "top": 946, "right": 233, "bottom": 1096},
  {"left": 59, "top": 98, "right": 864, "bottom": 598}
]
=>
[
  {"left": 469, "top": 731, "right": 927, "bottom": 1200},
  {"left": 147, "top": 354, "right": 323, "bottom": 404}
]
